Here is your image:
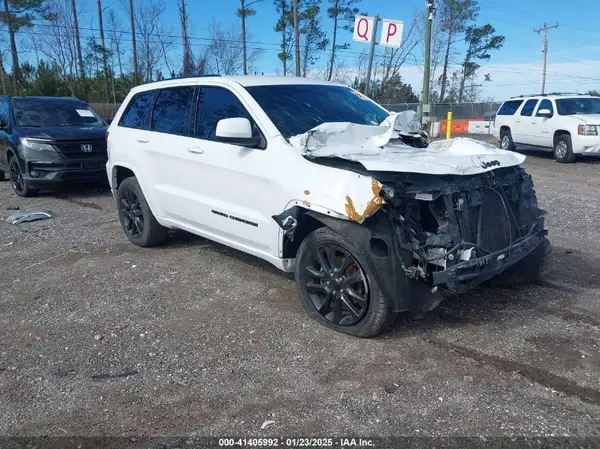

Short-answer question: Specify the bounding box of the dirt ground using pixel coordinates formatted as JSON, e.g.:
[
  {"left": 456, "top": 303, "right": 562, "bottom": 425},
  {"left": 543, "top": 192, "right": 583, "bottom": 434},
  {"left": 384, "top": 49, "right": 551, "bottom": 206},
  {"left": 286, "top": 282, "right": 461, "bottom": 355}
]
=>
[{"left": 1, "top": 147, "right": 600, "bottom": 446}]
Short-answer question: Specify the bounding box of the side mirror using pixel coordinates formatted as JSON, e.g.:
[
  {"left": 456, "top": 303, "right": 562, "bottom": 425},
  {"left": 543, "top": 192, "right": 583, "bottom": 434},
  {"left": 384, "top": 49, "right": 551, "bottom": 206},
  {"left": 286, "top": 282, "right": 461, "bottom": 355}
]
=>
[
  {"left": 215, "top": 117, "right": 262, "bottom": 148},
  {"left": 537, "top": 108, "right": 552, "bottom": 118}
]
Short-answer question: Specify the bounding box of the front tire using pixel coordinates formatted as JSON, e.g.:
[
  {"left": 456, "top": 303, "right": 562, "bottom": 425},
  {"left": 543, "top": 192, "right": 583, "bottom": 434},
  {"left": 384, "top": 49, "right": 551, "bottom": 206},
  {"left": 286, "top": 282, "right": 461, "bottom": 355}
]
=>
[
  {"left": 554, "top": 134, "right": 576, "bottom": 163},
  {"left": 500, "top": 128, "right": 516, "bottom": 151},
  {"left": 117, "top": 177, "right": 169, "bottom": 247},
  {"left": 295, "top": 227, "right": 395, "bottom": 338},
  {"left": 9, "top": 156, "right": 38, "bottom": 197}
]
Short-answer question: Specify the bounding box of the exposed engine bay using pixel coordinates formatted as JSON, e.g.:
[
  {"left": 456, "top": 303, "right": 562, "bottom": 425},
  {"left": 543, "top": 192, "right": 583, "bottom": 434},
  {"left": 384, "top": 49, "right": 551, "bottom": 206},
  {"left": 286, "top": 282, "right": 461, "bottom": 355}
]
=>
[
  {"left": 375, "top": 165, "right": 546, "bottom": 293},
  {"left": 274, "top": 110, "right": 548, "bottom": 312}
]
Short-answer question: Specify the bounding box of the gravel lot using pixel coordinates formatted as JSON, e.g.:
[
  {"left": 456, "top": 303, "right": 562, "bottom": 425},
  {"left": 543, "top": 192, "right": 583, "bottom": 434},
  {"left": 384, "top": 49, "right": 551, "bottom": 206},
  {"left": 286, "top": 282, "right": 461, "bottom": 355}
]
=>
[{"left": 1, "top": 147, "right": 600, "bottom": 445}]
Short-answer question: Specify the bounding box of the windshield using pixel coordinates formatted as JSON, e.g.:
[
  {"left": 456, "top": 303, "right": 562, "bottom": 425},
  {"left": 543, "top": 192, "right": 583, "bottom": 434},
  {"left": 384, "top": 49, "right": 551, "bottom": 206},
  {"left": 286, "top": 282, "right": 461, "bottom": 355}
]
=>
[
  {"left": 245, "top": 84, "right": 390, "bottom": 138},
  {"left": 556, "top": 97, "right": 600, "bottom": 115},
  {"left": 13, "top": 99, "right": 106, "bottom": 128}
]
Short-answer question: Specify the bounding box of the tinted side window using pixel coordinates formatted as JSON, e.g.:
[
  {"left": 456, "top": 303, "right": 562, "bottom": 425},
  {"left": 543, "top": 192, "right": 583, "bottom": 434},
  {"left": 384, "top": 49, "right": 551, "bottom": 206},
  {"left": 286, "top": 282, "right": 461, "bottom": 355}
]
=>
[
  {"left": 196, "top": 86, "right": 253, "bottom": 141},
  {"left": 520, "top": 99, "right": 538, "bottom": 117},
  {"left": 497, "top": 100, "right": 524, "bottom": 116},
  {"left": 536, "top": 99, "right": 554, "bottom": 115},
  {"left": 119, "top": 91, "right": 157, "bottom": 129},
  {"left": 151, "top": 86, "right": 195, "bottom": 135}
]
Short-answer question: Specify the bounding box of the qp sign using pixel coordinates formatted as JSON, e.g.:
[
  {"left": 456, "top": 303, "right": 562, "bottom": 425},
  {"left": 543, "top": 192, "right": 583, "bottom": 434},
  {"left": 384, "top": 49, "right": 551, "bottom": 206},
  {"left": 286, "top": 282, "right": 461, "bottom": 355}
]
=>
[
  {"left": 379, "top": 19, "right": 404, "bottom": 48},
  {"left": 353, "top": 16, "right": 374, "bottom": 43}
]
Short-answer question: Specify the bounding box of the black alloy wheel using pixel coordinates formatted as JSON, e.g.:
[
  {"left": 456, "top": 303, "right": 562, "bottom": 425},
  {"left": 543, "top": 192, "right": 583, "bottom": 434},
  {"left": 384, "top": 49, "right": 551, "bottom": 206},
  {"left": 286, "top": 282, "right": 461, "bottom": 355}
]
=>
[
  {"left": 120, "top": 187, "right": 144, "bottom": 239},
  {"left": 9, "top": 157, "right": 38, "bottom": 197},
  {"left": 304, "top": 243, "right": 369, "bottom": 326},
  {"left": 9, "top": 158, "right": 24, "bottom": 193}
]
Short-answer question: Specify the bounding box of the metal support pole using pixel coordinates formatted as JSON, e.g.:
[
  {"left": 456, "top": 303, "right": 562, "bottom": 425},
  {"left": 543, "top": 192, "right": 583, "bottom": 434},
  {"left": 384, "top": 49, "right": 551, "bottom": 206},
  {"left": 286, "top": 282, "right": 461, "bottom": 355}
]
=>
[
  {"left": 364, "top": 15, "right": 379, "bottom": 98},
  {"left": 446, "top": 111, "right": 452, "bottom": 139},
  {"left": 421, "top": 1, "right": 434, "bottom": 127}
]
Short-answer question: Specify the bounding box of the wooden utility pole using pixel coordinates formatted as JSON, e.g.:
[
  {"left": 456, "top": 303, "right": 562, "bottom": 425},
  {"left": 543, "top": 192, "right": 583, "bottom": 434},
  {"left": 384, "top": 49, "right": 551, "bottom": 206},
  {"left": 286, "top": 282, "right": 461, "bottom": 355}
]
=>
[
  {"left": 293, "top": 0, "right": 300, "bottom": 76},
  {"left": 71, "top": 0, "right": 85, "bottom": 80},
  {"left": 129, "top": 0, "right": 139, "bottom": 85},
  {"left": 534, "top": 23, "right": 558, "bottom": 95}
]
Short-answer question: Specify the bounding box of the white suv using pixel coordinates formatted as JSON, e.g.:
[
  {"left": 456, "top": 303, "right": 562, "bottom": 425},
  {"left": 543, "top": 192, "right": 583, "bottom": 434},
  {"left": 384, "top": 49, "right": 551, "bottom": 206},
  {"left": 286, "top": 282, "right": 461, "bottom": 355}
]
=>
[
  {"left": 493, "top": 94, "right": 600, "bottom": 163},
  {"left": 107, "top": 76, "right": 550, "bottom": 337}
]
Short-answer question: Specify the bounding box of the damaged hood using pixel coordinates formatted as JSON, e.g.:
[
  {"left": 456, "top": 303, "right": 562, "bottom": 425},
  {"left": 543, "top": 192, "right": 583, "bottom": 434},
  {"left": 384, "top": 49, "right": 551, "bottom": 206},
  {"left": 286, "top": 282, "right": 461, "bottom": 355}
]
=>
[{"left": 290, "top": 111, "right": 525, "bottom": 176}]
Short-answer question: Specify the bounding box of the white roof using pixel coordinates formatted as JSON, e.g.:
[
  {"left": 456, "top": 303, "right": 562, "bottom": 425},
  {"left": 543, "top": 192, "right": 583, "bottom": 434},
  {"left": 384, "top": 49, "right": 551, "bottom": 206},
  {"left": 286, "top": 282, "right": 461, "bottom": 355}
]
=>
[
  {"left": 129, "top": 75, "right": 344, "bottom": 94},
  {"left": 509, "top": 94, "right": 598, "bottom": 100}
]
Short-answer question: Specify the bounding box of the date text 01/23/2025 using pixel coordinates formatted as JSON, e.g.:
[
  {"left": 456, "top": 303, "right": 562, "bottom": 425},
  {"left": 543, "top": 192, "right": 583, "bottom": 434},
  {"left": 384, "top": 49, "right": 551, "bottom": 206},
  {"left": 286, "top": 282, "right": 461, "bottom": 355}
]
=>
[{"left": 218, "top": 438, "right": 375, "bottom": 447}]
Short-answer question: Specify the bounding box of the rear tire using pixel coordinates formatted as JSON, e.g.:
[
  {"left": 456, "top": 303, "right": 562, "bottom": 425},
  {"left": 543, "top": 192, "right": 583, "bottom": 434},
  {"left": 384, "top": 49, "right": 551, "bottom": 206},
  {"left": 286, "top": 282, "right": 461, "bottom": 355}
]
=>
[
  {"left": 0, "top": 170, "right": 5, "bottom": 181},
  {"left": 489, "top": 237, "right": 552, "bottom": 286},
  {"left": 500, "top": 128, "right": 516, "bottom": 151},
  {"left": 553, "top": 134, "right": 576, "bottom": 163},
  {"left": 117, "top": 176, "right": 169, "bottom": 247},
  {"left": 295, "top": 227, "right": 396, "bottom": 338}
]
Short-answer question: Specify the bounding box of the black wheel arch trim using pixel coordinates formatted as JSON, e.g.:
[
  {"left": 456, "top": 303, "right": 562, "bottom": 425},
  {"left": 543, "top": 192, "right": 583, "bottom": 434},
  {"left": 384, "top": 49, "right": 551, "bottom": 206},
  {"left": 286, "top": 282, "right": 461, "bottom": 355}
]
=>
[{"left": 303, "top": 210, "right": 441, "bottom": 314}]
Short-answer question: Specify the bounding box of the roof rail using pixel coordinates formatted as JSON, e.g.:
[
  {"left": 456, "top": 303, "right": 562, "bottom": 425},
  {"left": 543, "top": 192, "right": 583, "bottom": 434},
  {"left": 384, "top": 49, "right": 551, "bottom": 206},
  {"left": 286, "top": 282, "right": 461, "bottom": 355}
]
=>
[
  {"left": 509, "top": 92, "right": 587, "bottom": 99},
  {"left": 163, "top": 74, "right": 221, "bottom": 81}
]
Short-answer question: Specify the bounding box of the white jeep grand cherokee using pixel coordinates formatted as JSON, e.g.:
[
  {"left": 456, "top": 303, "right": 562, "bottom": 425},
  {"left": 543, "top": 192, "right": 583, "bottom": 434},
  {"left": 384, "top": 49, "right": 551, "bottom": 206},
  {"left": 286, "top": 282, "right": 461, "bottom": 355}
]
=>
[
  {"left": 107, "top": 76, "right": 550, "bottom": 337},
  {"left": 493, "top": 94, "right": 600, "bottom": 163}
]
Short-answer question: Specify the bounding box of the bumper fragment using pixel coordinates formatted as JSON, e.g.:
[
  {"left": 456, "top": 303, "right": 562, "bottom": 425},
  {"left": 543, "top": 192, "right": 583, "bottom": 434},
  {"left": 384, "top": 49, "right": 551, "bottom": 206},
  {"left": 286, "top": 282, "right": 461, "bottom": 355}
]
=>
[{"left": 433, "top": 229, "right": 547, "bottom": 293}]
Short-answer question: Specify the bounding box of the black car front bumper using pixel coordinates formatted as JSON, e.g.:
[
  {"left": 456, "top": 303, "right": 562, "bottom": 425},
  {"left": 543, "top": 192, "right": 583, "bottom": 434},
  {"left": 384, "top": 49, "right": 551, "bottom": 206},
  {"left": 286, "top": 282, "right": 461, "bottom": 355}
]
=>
[{"left": 21, "top": 158, "right": 108, "bottom": 188}]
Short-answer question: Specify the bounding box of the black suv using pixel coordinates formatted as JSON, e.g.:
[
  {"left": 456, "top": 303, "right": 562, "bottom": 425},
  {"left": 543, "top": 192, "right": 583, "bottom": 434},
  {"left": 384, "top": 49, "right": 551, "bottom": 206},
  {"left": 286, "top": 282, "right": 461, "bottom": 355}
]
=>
[{"left": 0, "top": 96, "right": 109, "bottom": 197}]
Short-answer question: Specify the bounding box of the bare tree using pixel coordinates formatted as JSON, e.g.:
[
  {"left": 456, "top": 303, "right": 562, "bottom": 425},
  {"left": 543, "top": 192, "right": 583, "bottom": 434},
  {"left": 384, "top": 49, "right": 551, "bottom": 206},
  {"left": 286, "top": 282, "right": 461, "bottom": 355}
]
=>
[
  {"left": 205, "top": 21, "right": 260, "bottom": 75},
  {"left": 134, "top": 0, "right": 167, "bottom": 82},
  {"left": 156, "top": 19, "right": 176, "bottom": 77},
  {"left": 237, "top": 0, "right": 262, "bottom": 76},
  {"left": 97, "top": 0, "right": 110, "bottom": 101},
  {"left": 41, "top": 0, "right": 79, "bottom": 95},
  {"left": 71, "top": 0, "right": 85, "bottom": 79},
  {"left": 178, "top": 0, "right": 192, "bottom": 75},
  {"left": 379, "top": 18, "right": 420, "bottom": 91},
  {"left": 106, "top": 8, "right": 124, "bottom": 78}
]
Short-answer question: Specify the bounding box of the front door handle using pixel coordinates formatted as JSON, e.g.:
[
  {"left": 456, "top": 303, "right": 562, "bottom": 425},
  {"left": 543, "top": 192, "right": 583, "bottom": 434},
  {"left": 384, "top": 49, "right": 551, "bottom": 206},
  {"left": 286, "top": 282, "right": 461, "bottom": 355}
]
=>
[
  {"left": 187, "top": 147, "right": 204, "bottom": 155},
  {"left": 136, "top": 137, "right": 149, "bottom": 143}
]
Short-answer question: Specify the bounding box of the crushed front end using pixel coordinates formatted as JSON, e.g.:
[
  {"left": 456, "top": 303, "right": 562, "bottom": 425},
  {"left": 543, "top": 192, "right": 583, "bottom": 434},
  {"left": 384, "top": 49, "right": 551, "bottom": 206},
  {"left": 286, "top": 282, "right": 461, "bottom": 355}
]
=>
[{"left": 376, "top": 165, "right": 547, "bottom": 294}]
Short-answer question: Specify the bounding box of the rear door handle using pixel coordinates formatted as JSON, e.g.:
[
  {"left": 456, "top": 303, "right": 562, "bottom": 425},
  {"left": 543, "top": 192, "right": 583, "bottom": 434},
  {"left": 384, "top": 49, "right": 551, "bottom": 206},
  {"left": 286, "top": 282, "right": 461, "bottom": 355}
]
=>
[
  {"left": 187, "top": 147, "right": 204, "bottom": 155},
  {"left": 136, "top": 137, "right": 149, "bottom": 143}
]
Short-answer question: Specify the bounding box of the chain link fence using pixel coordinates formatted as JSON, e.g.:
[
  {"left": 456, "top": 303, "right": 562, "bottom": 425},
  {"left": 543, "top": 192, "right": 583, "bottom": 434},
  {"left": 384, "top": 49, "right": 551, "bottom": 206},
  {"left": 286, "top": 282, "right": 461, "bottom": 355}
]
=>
[{"left": 384, "top": 102, "right": 502, "bottom": 121}]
